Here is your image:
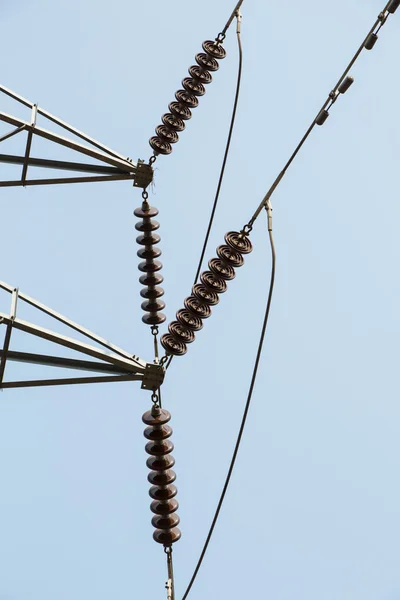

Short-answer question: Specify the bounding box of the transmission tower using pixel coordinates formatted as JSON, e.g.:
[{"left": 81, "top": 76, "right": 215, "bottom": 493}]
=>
[{"left": 1, "top": 1, "right": 399, "bottom": 598}]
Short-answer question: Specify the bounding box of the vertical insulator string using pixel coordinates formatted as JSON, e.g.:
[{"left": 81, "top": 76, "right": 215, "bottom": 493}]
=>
[
  {"left": 135, "top": 191, "right": 166, "bottom": 326},
  {"left": 143, "top": 405, "right": 181, "bottom": 546}
]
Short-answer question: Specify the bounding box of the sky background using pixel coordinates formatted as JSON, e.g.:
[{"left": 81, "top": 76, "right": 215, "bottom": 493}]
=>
[{"left": 1, "top": 1, "right": 400, "bottom": 599}]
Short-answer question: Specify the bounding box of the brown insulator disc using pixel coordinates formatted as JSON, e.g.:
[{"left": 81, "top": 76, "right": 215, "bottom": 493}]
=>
[
  {"left": 149, "top": 136, "right": 172, "bottom": 155},
  {"left": 140, "top": 286, "right": 164, "bottom": 299},
  {"left": 224, "top": 231, "right": 253, "bottom": 254},
  {"left": 195, "top": 52, "right": 219, "bottom": 72},
  {"left": 146, "top": 454, "right": 175, "bottom": 472},
  {"left": 136, "top": 232, "right": 161, "bottom": 246},
  {"left": 144, "top": 424, "right": 172, "bottom": 441},
  {"left": 192, "top": 283, "right": 219, "bottom": 306},
  {"left": 141, "top": 299, "right": 166, "bottom": 312},
  {"left": 142, "top": 313, "right": 166, "bottom": 325},
  {"left": 137, "top": 247, "right": 162, "bottom": 260},
  {"left": 182, "top": 77, "right": 206, "bottom": 97},
  {"left": 152, "top": 513, "right": 180, "bottom": 530},
  {"left": 168, "top": 101, "right": 192, "bottom": 120},
  {"left": 153, "top": 527, "right": 181, "bottom": 545},
  {"left": 160, "top": 333, "right": 187, "bottom": 357},
  {"left": 134, "top": 206, "right": 159, "bottom": 219},
  {"left": 162, "top": 113, "right": 185, "bottom": 132},
  {"left": 138, "top": 260, "right": 163, "bottom": 273},
  {"left": 150, "top": 498, "right": 179, "bottom": 516},
  {"left": 184, "top": 296, "right": 212, "bottom": 319},
  {"left": 139, "top": 273, "right": 164, "bottom": 286},
  {"left": 176, "top": 308, "right": 203, "bottom": 332},
  {"left": 188, "top": 65, "right": 212, "bottom": 85},
  {"left": 145, "top": 439, "right": 174, "bottom": 456},
  {"left": 168, "top": 321, "right": 195, "bottom": 344},
  {"left": 135, "top": 219, "right": 160, "bottom": 232},
  {"left": 200, "top": 270, "right": 227, "bottom": 294},
  {"left": 149, "top": 484, "right": 177, "bottom": 501},
  {"left": 142, "top": 408, "right": 171, "bottom": 426},
  {"left": 208, "top": 258, "right": 235, "bottom": 281},
  {"left": 156, "top": 124, "right": 179, "bottom": 144},
  {"left": 148, "top": 469, "right": 176, "bottom": 487},
  {"left": 216, "top": 244, "right": 244, "bottom": 268},
  {"left": 175, "top": 89, "right": 199, "bottom": 109},
  {"left": 202, "top": 40, "right": 227, "bottom": 60}
]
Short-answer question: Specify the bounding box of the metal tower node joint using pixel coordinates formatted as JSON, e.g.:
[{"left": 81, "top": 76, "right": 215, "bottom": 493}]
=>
[
  {"left": 141, "top": 363, "right": 165, "bottom": 391},
  {"left": 133, "top": 160, "right": 154, "bottom": 189}
]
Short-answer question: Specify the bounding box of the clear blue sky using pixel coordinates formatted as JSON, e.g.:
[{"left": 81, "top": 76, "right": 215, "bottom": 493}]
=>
[{"left": 1, "top": 1, "right": 400, "bottom": 599}]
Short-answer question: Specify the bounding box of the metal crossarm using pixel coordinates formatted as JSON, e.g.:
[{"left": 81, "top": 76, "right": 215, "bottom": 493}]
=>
[
  {"left": 0, "top": 84, "right": 153, "bottom": 188},
  {"left": 0, "top": 280, "right": 145, "bottom": 366},
  {"left": 0, "top": 375, "right": 142, "bottom": 390},
  {"left": 0, "top": 281, "right": 163, "bottom": 390}
]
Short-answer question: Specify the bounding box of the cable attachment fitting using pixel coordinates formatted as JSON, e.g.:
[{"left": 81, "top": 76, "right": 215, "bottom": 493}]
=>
[
  {"left": 149, "top": 38, "right": 227, "bottom": 156},
  {"left": 265, "top": 200, "right": 273, "bottom": 232},
  {"left": 143, "top": 406, "right": 181, "bottom": 546},
  {"left": 235, "top": 9, "right": 242, "bottom": 34},
  {"left": 160, "top": 229, "right": 253, "bottom": 356},
  {"left": 135, "top": 199, "right": 166, "bottom": 326}
]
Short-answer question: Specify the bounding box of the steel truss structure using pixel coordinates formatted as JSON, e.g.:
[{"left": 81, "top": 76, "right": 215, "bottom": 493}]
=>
[
  {"left": 0, "top": 280, "right": 164, "bottom": 391},
  {"left": 0, "top": 84, "right": 153, "bottom": 188}
]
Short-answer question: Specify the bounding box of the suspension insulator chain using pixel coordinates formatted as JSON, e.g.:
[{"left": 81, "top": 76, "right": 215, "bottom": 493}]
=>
[
  {"left": 143, "top": 405, "right": 181, "bottom": 546},
  {"left": 135, "top": 192, "right": 166, "bottom": 326},
  {"left": 160, "top": 230, "right": 253, "bottom": 356},
  {"left": 149, "top": 39, "right": 227, "bottom": 157}
]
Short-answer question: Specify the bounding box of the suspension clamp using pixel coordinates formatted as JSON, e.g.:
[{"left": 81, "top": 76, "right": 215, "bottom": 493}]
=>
[{"left": 141, "top": 362, "right": 165, "bottom": 390}]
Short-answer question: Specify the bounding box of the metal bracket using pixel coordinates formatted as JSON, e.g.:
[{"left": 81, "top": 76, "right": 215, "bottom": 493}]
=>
[
  {"left": 133, "top": 160, "right": 153, "bottom": 189},
  {"left": 0, "top": 280, "right": 153, "bottom": 390},
  {"left": 141, "top": 363, "right": 165, "bottom": 390}
]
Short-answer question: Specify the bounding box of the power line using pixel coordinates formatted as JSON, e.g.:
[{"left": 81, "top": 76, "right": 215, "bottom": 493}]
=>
[
  {"left": 181, "top": 203, "right": 276, "bottom": 600},
  {"left": 222, "top": 0, "right": 244, "bottom": 36},
  {"left": 248, "top": 0, "right": 399, "bottom": 228},
  {"left": 193, "top": 11, "right": 244, "bottom": 285}
]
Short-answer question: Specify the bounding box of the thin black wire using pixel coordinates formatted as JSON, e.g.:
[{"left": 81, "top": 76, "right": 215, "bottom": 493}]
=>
[
  {"left": 181, "top": 209, "right": 276, "bottom": 600},
  {"left": 248, "top": 0, "right": 396, "bottom": 227},
  {"left": 193, "top": 21, "right": 243, "bottom": 285}
]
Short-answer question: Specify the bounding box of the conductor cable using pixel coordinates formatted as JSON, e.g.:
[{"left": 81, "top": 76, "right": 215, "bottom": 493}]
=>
[
  {"left": 247, "top": 0, "right": 398, "bottom": 228},
  {"left": 181, "top": 202, "right": 276, "bottom": 600}
]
